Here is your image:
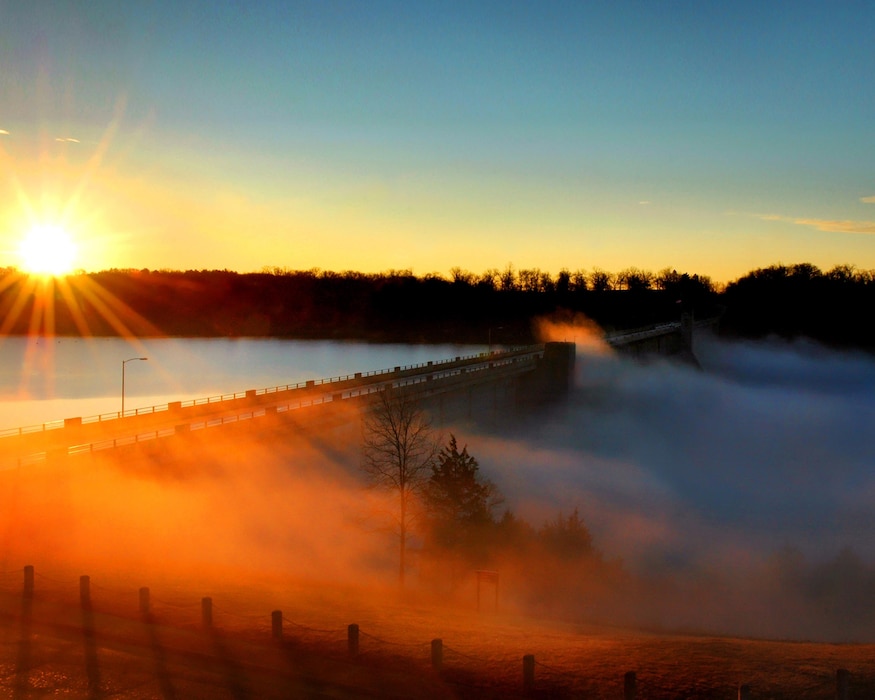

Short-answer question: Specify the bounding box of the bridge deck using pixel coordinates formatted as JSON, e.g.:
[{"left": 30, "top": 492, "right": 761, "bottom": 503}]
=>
[
  {"left": 0, "top": 345, "right": 546, "bottom": 467},
  {"left": 0, "top": 318, "right": 697, "bottom": 467}
]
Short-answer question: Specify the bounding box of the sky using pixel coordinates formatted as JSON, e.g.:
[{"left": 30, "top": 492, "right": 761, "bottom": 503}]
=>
[{"left": 1, "top": 1, "right": 874, "bottom": 282}]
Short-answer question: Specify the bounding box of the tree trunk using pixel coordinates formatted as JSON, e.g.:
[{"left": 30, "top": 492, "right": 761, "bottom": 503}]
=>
[
  {"left": 399, "top": 527, "right": 406, "bottom": 586},
  {"left": 399, "top": 490, "right": 407, "bottom": 586}
]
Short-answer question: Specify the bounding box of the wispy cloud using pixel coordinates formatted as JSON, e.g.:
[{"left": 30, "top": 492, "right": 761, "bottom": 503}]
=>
[
  {"left": 638, "top": 200, "right": 652, "bottom": 206},
  {"left": 760, "top": 214, "right": 875, "bottom": 235},
  {"left": 861, "top": 195, "right": 875, "bottom": 203},
  {"left": 0, "top": 129, "right": 9, "bottom": 136},
  {"left": 55, "top": 137, "right": 80, "bottom": 143}
]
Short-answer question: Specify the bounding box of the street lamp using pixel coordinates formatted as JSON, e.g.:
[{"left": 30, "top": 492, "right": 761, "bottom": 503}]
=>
[
  {"left": 121, "top": 357, "right": 148, "bottom": 417},
  {"left": 488, "top": 326, "right": 504, "bottom": 354}
]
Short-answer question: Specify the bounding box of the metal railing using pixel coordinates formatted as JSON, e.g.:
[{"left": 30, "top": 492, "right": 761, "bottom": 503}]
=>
[{"left": 605, "top": 321, "right": 682, "bottom": 346}]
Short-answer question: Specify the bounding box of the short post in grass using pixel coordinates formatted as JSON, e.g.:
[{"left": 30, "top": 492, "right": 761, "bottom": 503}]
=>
[
  {"left": 80, "top": 575, "right": 91, "bottom": 609},
  {"left": 202, "top": 597, "right": 213, "bottom": 628},
  {"left": 624, "top": 671, "right": 637, "bottom": 699},
  {"left": 272, "top": 610, "right": 283, "bottom": 640},
  {"left": 348, "top": 623, "right": 359, "bottom": 656},
  {"left": 523, "top": 654, "right": 535, "bottom": 692},
  {"left": 23, "top": 565, "right": 34, "bottom": 599},
  {"left": 836, "top": 669, "right": 850, "bottom": 700},
  {"left": 431, "top": 638, "right": 443, "bottom": 670},
  {"left": 738, "top": 683, "right": 751, "bottom": 700}
]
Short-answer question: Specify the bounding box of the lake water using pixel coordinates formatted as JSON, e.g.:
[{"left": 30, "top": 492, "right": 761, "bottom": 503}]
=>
[{"left": 0, "top": 337, "right": 483, "bottom": 431}]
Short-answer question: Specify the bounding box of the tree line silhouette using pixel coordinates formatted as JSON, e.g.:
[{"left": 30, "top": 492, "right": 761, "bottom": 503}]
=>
[{"left": 1, "top": 262, "right": 872, "bottom": 347}]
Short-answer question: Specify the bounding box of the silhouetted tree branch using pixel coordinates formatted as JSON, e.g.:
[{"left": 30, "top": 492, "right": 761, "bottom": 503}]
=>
[{"left": 360, "top": 388, "right": 438, "bottom": 585}]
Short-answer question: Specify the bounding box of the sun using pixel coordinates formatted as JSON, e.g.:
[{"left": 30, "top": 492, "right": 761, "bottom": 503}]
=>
[{"left": 17, "top": 224, "right": 79, "bottom": 276}]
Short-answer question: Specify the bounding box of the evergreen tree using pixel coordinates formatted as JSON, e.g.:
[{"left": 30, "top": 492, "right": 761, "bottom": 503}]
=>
[
  {"left": 540, "top": 507, "right": 594, "bottom": 558},
  {"left": 425, "top": 435, "right": 502, "bottom": 550}
]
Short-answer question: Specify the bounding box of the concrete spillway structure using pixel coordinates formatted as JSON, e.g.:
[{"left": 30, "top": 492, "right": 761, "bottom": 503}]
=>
[{"left": 414, "top": 341, "right": 576, "bottom": 429}]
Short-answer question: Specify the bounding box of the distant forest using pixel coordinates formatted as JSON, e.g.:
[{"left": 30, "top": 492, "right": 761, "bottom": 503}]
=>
[{"left": 1, "top": 262, "right": 873, "bottom": 349}]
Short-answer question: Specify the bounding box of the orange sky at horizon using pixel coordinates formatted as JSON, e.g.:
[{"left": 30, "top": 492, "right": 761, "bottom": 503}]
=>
[
  {"left": 2, "top": 3, "right": 874, "bottom": 284},
  {"left": 4, "top": 124, "right": 872, "bottom": 285}
]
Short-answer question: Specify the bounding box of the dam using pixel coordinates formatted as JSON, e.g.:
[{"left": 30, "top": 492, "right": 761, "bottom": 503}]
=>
[{"left": 0, "top": 319, "right": 698, "bottom": 467}]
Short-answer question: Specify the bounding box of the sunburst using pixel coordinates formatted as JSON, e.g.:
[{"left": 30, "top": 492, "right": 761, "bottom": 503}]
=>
[
  {"left": 17, "top": 223, "right": 79, "bottom": 277},
  {"left": 0, "top": 113, "right": 163, "bottom": 406}
]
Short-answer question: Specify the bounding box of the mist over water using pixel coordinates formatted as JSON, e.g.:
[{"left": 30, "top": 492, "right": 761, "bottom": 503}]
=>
[{"left": 469, "top": 334, "right": 875, "bottom": 640}]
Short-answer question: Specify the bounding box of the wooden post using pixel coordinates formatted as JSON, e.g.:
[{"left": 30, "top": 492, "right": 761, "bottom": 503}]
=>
[
  {"left": 202, "top": 597, "right": 213, "bottom": 628},
  {"left": 348, "top": 623, "right": 359, "bottom": 656},
  {"left": 80, "top": 575, "right": 91, "bottom": 609},
  {"left": 23, "top": 565, "right": 34, "bottom": 599},
  {"left": 431, "top": 638, "right": 443, "bottom": 670},
  {"left": 523, "top": 654, "right": 535, "bottom": 692},
  {"left": 738, "top": 683, "right": 751, "bottom": 700},
  {"left": 139, "top": 587, "right": 150, "bottom": 615},
  {"left": 272, "top": 610, "right": 283, "bottom": 640},
  {"left": 836, "top": 669, "right": 850, "bottom": 700},
  {"left": 624, "top": 671, "right": 637, "bottom": 699}
]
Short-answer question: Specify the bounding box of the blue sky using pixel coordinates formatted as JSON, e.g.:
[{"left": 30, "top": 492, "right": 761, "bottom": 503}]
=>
[{"left": 1, "top": 1, "right": 873, "bottom": 280}]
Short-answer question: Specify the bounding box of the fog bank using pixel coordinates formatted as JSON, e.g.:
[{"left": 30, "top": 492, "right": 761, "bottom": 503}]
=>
[
  {"left": 468, "top": 334, "right": 875, "bottom": 640},
  {"left": 3, "top": 334, "right": 874, "bottom": 643}
]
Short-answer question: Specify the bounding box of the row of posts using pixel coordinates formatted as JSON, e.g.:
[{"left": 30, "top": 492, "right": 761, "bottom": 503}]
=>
[{"left": 20, "top": 566, "right": 856, "bottom": 698}]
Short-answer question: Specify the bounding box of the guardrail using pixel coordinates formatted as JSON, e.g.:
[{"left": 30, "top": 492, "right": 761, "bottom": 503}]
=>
[
  {"left": 0, "top": 346, "right": 539, "bottom": 440},
  {"left": 605, "top": 322, "right": 682, "bottom": 346}
]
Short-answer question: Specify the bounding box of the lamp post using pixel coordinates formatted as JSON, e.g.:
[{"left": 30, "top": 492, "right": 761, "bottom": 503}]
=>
[
  {"left": 121, "top": 357, "right": 148, "bottom": 417},
  {"left": 488, "top": 326, "right": 504, "bottom": 354}
]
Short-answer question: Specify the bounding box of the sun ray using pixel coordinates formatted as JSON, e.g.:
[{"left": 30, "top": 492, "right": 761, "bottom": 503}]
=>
[
  {"left": 0, "top": 273, "right": 37, "bottom": 337},
  {"left": 72, "top": 275, "right": 164, "bottom": 339},
  {"left": 54, "top": 276, "right": 97, "bottom": 337},
  {"left": 0, "top": 109, "right": 169, "bottom": 399},
  {"left": 60, "top": 97, "right": 125, "bottom": 233}
]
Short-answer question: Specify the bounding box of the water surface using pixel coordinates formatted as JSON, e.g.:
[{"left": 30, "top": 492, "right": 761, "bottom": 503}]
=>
[{"left": 0, "top": 337, "right": 482, "bottom": 430}]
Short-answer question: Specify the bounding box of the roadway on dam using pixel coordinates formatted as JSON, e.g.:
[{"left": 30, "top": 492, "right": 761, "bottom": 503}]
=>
[
  {"left": 0, "top": 319, "right": 699, "bottom": 468},
  {"left": 0, "top": 345, "right": 547, "bottom": 467}
]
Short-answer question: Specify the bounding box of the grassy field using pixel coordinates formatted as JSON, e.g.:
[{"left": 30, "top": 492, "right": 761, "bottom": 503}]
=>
[
  {"left": 2, "top": 568, "right": 874, "bottom": 699},
  {"left": 2, "top": 432, "right": 873, "bottom": 698}
]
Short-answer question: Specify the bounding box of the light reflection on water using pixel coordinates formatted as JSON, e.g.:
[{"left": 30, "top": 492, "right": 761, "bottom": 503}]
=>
[{"left": 0, "top": 337, "right": 483, "bottom": 430}]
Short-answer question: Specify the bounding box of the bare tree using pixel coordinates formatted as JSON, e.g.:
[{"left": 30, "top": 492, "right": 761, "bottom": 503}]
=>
[
  {"left": 518, "top": 268, "right": 540, "bottom": 292},
  {"left": 570, "top": 268, "right": 588, "bottom": 292},
  {"left": 449, "top": 266, "right": 476, "bottom": 285},
  {"left": 589, "top": 268, "right": 615, "bottom": 292},
  {"left": 616, "top": 267, "right": 654, "bottom": 292},
  {"left": 499, "top": 263, "right": 518, "bottom": 291},
  {"left": 555, "top": 268, "right": 572, "bottom": 295},
  {"left": 478, "top": 268, "right": 500, "bottom": 290},
  {"left": 361, "top": 388, "right": 438, "bottom": 585}
]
